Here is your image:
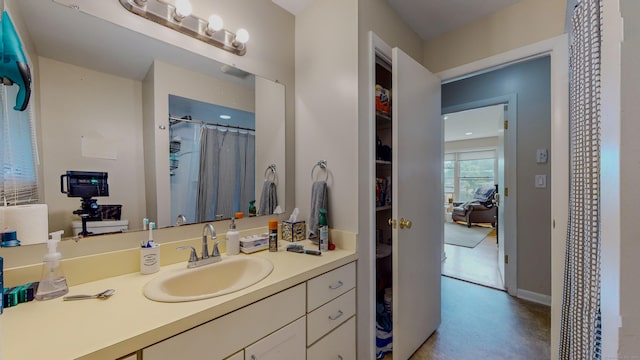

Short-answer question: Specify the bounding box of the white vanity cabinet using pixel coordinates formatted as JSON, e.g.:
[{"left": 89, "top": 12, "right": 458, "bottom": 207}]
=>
[
  {"left": 142, "top": 261, "right": 357, "bottom": 360},
  {"left": 306, "top": 262, "right": 357, "bottom": 359},
  {"left": 244, "top": 317, "right": 306, "bottom": 359},
  {"left": 142, "top": 284, "right": 306, "bottom": 359}
]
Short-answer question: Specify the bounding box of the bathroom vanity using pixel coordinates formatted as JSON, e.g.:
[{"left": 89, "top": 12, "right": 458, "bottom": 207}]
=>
[{"left": 1, "top": 239, "right": 356, "bottom": 360}]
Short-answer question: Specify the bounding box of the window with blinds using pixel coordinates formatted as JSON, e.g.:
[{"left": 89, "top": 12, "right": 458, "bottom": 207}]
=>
[
  {"left": 444, "top": 150, "right": 496, "bottom": 203},
  {"left": 0, "top": 85, "right": 39, "bottom": 205}
]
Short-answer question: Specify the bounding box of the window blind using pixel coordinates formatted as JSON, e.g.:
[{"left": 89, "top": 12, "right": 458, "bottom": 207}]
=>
[{"left": 0, "top": 85, "right": 39, "bottom": 205}]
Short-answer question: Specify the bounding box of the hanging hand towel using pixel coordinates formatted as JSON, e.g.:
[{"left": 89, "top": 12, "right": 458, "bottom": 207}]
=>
[
  {"left": 308, "top": 180, "right": 328, "bottom": 239},
  {"left": 258, "top": 180, "right": 278, "bottom": 215}
]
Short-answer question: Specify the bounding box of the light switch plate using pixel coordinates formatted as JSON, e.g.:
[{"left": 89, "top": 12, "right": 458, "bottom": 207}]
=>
[
  {"left": 536, "top": 148, "right": 548, "bottom": 163},
  {"left": 535, "top": 174, "right": 547, "bottom": 188}
]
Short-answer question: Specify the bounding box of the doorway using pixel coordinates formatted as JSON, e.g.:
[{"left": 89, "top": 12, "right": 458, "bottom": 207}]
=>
[{"left": 441, "top": 104, "right": 507, "bottom": 290}]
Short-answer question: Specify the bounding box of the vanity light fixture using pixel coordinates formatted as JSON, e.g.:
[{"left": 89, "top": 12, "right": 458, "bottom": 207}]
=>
[
  {"left": 119, "top": 0, "right": 250, "bottom": 56},
  {"left": 219, "top": 115, "right": 231, "bottom": 120}
]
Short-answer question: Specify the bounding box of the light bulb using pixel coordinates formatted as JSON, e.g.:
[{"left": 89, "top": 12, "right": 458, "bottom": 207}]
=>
[
  {"left": 207, "top": 15, "right": 224, "bottom": 33},
  {"left": 174, "top": 0, "right": 192, "bottom": 21},
  {"left": 235, "top": 28, "right": 250, "bottom": 44}
]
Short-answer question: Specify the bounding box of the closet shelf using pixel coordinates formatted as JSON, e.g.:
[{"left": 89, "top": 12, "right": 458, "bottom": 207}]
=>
[
  {"left": 376, "top": 205, "right": 391, "bottom": 211},
  {"left": 376, "top": 160, "right": 391, "bottom": 165}
]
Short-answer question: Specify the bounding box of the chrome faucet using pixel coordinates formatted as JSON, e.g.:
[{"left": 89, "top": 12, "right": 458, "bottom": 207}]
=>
[
  {"left": 202, "top": 223, "right": 216, "bottom": 259},
  {"left": 176, "top": 214, "right": 187, "bottom": 226},
  {"left": 177, "top": 223, "right": 221, "bottom": 268}
]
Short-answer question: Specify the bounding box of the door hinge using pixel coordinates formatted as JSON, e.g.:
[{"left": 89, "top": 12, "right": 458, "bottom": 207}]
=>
[
  {"left": 504, "top": 254, "right": 509, "bottom": 264},
  {"left": 504, "top": 120, "right": 508, "bottom": 130},
  {"left": 504, "top": 187, "right": 509, "bottom": 197}
]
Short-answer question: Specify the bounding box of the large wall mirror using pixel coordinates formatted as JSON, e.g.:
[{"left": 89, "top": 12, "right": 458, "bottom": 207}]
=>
[{"left": 2, "top": 0, "right": 286, "bottom": 243}]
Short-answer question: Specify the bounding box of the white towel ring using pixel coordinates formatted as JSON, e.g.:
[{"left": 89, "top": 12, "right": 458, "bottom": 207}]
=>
[
  {"left": 264, "top": 164, "right": 276, "bottom": 182},
  {"left": 311, "top": 160, "right": 328, "bottom": 181}
]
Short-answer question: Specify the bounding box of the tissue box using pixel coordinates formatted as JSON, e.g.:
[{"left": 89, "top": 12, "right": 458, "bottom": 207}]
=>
[{"left": 282, "top": 221, "right": 306, "bottom": 242}]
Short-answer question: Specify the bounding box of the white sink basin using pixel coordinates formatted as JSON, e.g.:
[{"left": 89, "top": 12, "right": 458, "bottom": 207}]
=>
[{"left": 143, "top": 256, "right": 273, "bottom": 302}]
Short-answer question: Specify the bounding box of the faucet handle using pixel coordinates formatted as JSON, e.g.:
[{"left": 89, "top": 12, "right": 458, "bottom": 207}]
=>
[
  {"left": 212, "top": 241, "right": 221, "bottom": 257},
  {"left": 177, "top": 246, "right": 198, "bottom": 262}
]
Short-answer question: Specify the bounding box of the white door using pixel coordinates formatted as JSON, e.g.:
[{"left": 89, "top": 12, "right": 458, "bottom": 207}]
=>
[
  {"left": 391, "top": 47, "right": 442, "bottom": 359},
  {"left": 497, "top": 106, "right": 506, "bottom": 285}
]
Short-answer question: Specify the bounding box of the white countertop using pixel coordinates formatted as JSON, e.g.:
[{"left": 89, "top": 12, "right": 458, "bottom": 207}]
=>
[{"left": 1, "top": 241, "right": 357, "bottom": 360}]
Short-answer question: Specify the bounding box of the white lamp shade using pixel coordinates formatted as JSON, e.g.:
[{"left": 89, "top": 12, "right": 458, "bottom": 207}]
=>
[
  {"left": 175, "top": 0, "right": 192, "bottom": 18},
  {"left": 235, "top": 28, "right": 250, "bottom": 44},
  {"left": 207, "top": 15, "right": 224, "bottom": 32}
]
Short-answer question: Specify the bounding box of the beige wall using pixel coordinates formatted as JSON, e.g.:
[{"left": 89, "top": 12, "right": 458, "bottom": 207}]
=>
[
  {"left": 423, "top": 0, "right": 567, "bottom": 73},
  {"left": 295, "top": 0, "right": 359, "bottom": 231},
  {"left": 39, "top": 57, "right": 146, "bottom": 235}
]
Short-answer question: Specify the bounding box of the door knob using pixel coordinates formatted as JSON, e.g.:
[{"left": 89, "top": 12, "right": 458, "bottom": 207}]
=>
[
  {"left": 388, "top": 218, "right": 397, "bottom": 228},
  {"left": 399, "top": 218, "right": 412, "bottom": 229}
]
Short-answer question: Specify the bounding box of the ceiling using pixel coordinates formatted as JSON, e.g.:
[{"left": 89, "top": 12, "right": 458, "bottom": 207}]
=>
[
  {"left": 443, "top": 105, "right": 503, "bottom": 143},
  {"left": 273, "top": 0, "right": 524, "bottom": 40}
]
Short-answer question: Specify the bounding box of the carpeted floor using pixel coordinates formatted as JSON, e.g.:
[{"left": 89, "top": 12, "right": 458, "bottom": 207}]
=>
[{"left": 444, "top": 222, "right": 492, "bottom": 248}]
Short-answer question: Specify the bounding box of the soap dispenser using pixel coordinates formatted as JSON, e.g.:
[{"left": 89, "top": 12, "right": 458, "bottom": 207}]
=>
[
  {"left": 226, "top": 218, "right": 240, "bottom": 255},
  {"left": 35, "top": 231, "right": 69, "bottom": 300}
]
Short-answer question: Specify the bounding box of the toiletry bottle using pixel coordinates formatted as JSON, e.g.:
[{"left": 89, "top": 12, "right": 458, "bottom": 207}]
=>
[
  {"left": 249, "top": 200, "right": 257, "bottom": 217},
  {"left": 319, "top": 208, "right": 328, "bottom": 252},
  {"left": 226, "top": 218, "right": 240, "bottom": 255},
  {"left": 268, "top": 220, "right": 278, "bottom": 252},
  {"left": 35, "top": 231, "right": 69, "bottom": 300}
]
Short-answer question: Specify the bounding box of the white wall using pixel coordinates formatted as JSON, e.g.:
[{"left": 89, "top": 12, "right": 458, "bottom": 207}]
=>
[
  {"left": 39, "top": 57, "right": 145, "bottom": 235},
  {"left": 423, "top": 0, "right": 567, "bottom": 72},
  {"left": 602, "top": 0, "right": 629, "bottom": 357}
]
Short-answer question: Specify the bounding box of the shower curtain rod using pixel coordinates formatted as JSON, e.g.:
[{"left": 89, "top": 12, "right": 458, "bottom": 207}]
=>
[{"left": 168, "top": 116, "right": 255, "bottom": 131}]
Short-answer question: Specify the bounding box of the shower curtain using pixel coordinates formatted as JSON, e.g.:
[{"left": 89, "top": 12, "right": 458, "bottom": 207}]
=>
[
  {"left": 560, "top": 0, "right": 602, "bottom": 358},
  {"left": 195, "top": 126, "right": 255, "bottom": 222}
]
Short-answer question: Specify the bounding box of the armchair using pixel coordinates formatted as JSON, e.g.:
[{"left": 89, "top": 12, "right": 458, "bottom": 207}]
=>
[{"left": 451, "top": 185, "right": 497, "bottom": 228}]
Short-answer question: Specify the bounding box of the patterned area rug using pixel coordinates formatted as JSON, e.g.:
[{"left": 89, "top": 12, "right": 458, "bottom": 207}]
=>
[{"left": 444, "top": 222, "right": 492, "bottom": 248}]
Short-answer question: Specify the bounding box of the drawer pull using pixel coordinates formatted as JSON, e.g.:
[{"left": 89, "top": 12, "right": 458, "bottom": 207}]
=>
[
  {"left": 328, "top": 310, "right": 344, "bottom": 321},
  {"left": 329, "top": 281, "right": 344, "bottom": 290}
]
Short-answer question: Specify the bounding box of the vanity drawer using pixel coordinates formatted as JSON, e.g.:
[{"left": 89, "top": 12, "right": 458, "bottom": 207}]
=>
[
  {"left": 307, "top": 288, "right": 356, "bottom": 345},
  {"left": 307, "top": 316, "right": 356, "bottom": 360},
  {"left": 307, "top": 261, "right": 356, "bottom": 311}
]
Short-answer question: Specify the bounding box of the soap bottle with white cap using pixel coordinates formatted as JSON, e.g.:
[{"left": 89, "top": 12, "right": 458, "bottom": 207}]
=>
[{"left": 35, "top": 230, "right": 69, "bottom": 300}]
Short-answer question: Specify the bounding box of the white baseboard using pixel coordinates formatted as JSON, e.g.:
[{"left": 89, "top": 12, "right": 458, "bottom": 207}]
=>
[{"left": 517, "top": 288, "right": 551, "bottom": 306}]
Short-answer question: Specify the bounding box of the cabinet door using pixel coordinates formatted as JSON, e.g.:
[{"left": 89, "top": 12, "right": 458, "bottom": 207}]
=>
[
  {"left": 391, "top": 47, "right": 442, "bottom": 360},
  {"left": 307, "top": 316, "right": 356, "bottom": 360},
  {"left": 245, "top": 317, "right": 306, "bottom": 360}
]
